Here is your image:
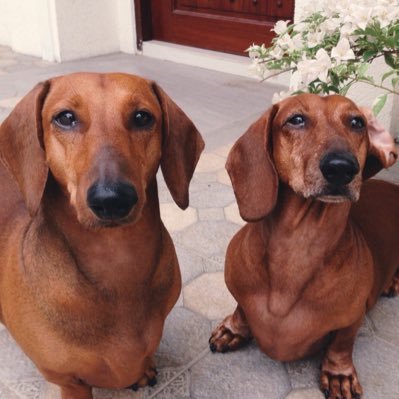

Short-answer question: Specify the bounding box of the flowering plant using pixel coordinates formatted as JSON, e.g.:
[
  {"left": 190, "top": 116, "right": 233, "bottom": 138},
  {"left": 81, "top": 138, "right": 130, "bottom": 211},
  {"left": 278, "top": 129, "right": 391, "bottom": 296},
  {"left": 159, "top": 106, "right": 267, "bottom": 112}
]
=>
[{"left": 247, "top": 0, "right": 399, "bottom": 114}]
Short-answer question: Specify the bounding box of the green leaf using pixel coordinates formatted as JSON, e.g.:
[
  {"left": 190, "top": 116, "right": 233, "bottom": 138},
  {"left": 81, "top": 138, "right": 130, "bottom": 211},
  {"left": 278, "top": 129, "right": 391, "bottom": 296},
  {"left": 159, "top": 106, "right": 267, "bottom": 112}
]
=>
[
  {"left": 392, "top": 76, "right": 399, "bottom": 88},
  {"left": 381, "top": 70, "right": 396, "bottom": 82},
  {"left": 372, "top": 94, "right": 388, "bottom": 116},
  {"left": 363, "top": 50, "right": 377, "bottom": 61},
  {"left": 384, "top": 53, "right": 396, "bottom": 69}
]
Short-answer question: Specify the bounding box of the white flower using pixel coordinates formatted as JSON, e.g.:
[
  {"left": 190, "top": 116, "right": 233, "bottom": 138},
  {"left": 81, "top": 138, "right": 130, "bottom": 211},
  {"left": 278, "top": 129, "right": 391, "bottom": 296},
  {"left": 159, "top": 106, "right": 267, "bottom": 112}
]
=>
[
  {"left": 269, "top": 45, "right": 285, "bottom": 60},
  {"left": 319, "top": 18, "right": 341, "bottom": 34},
  {"left": 306, "top": 31, "right": 325, "bottom": 48},
  {"left": 276, "top": 33, "right": 296, "bottom": 52},
  {"left": 331, "top": 37, "right": 355, "bottom": 62},
  {"left": 272, "top": 20, "right": 290, "bottom": 35},
  {"left": 297, "top": 49, "right": 332, "bottom": 85},
  {"left": 372, "top": 6, "right": 397, "bottom": 28},
  {"left": 272, "top": 90, "right": 291, "bottom": 104},
  {"left": 289, "top": 70, "right": 304, "bottom": 91},
  {"left": 346, "top": 5, "right": 372, "bottom": 30}
]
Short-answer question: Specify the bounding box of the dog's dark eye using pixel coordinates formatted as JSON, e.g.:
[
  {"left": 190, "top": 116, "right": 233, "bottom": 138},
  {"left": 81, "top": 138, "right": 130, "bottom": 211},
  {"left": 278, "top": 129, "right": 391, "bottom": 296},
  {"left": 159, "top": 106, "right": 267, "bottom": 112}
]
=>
[
  {"left": 287, "top": 114, "right": 306, "bottom": 127},
  {"left": 132, "top": 111, "right": 154, "bottom": 129},
  {"left": 53, "top": 111, "right": 78, "bottom": 130},
  {"left": 350, "top": 116, "right": 365, "bottom": 130}
]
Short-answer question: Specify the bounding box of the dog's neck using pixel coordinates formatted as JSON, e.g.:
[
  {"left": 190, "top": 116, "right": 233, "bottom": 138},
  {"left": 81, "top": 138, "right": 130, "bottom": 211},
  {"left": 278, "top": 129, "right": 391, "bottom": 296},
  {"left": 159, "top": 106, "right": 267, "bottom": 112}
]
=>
[
  {"left": 263, "top": 184, "right": 358, "bottom": 317},
  {"left": 25, "top": 177, "right": 164, "bottom": 293}
]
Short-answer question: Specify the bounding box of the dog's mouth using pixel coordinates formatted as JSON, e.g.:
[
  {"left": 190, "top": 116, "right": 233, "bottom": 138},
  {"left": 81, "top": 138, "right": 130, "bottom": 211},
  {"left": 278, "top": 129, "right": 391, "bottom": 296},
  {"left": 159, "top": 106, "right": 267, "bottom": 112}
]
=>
[{"left": 315, "top": 184, "right": 358, "bottom": 203}]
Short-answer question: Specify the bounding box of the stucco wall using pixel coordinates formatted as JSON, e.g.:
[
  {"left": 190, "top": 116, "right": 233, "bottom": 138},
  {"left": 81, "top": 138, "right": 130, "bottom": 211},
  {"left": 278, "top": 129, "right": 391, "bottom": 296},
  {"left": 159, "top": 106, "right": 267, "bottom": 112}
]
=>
[
  {"left": 0, "top": 0, "right": 136, "bottom": 61},
  {"left": 0, "top": 0, "right": 42, "bottom": 57}
]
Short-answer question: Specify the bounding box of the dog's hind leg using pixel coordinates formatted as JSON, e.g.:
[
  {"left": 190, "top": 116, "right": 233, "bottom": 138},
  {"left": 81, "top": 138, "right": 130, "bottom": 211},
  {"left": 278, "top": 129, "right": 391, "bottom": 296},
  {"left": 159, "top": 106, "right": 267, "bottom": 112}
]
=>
[
  {"left": 209, "top": 306, "right": 252, "bottom": 353},
  {"left": 382, "top": 268, "right": 399, "bottom": 298}
]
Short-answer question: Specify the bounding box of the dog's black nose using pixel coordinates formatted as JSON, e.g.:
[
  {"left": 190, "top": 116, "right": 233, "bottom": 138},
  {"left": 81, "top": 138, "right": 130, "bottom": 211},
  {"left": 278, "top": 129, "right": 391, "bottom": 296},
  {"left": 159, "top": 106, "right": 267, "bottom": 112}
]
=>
[
  {"left": 87, "top": 181, "right": 138, "bottom": 220},
  {"left": 319, "top": 152, "right": 360, "bottom": 186}
]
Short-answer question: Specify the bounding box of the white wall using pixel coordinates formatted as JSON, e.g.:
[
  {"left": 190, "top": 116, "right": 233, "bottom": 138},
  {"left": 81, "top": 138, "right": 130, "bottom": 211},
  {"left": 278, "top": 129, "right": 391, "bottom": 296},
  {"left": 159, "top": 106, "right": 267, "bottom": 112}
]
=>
[
  {"left": 0, "top": 0, "right": 137, "bottom": 62},
  {"left": 0, "top": 0, "right": 43, "bottom": 57}
]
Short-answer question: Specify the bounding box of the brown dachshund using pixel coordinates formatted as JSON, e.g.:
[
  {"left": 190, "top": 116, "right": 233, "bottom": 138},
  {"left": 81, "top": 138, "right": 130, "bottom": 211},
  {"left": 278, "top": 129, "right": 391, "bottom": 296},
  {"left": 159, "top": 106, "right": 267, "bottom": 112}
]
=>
[
  {"left": 209, "top": 94, "right": 398, "bottom": 399},
  {"left": 0, "top": 72, "right": 204, "bottom": 399}
]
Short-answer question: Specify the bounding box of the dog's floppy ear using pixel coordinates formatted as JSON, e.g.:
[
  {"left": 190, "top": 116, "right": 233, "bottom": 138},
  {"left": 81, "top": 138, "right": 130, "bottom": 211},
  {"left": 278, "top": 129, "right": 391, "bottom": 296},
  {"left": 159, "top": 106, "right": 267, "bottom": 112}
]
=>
[
  {"left": 0, "top": 81, "right": 50, "bottom": 217},
  {"left": 360, "top": 108, "right": 398, "bottom": 179},
  {"left": 152, "top": 82, "right": 205, "bottom": 209},
  {"left": 226, "top": 106, "right": 278, "bottom": 222}
]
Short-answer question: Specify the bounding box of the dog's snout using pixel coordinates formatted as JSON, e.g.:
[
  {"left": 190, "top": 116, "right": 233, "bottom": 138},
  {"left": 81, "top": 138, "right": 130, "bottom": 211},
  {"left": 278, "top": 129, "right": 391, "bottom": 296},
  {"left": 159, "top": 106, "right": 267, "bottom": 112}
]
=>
[
  {"left": 87, "top": 181, "right": 138, "bottom": 220},
  {"left": 319, "top": 152, "right": 360, "bottom": 186}
]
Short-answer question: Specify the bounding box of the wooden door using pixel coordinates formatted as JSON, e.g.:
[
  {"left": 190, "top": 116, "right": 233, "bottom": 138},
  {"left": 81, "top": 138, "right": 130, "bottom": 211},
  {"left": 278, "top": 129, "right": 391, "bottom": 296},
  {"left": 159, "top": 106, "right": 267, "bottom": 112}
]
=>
[{"left": 147, "top": 0, "right": 294, "bottom": 56}]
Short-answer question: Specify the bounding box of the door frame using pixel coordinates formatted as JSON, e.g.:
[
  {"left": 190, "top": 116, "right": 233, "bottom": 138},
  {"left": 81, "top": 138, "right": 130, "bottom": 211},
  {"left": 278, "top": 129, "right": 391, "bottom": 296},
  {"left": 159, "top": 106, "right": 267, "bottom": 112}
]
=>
[{"left": 134, "top": 0, "right": 153, "bottom": 50}]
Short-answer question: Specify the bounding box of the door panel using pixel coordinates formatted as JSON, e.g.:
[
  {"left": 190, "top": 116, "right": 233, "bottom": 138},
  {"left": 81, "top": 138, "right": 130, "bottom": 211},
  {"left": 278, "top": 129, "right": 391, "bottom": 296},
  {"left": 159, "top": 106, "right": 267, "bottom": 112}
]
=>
[{"left": 149, "top": 0, "right": 294, "bottom": 55}]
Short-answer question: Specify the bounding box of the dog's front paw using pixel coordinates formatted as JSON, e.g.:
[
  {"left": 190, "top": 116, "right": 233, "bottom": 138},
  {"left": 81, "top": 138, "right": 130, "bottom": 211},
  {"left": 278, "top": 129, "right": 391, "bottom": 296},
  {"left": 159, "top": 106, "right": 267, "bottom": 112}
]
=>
[
  {"left": 127, "top": 358, "right": 158, "bottom": 391},
  {"left": 382, "top": 269, "right": 399, "bottom": 298},
  {"left": 209, "top": 314, "right": 251, "bottom": 353},
  {"left": 320, "top": 363, "right": 362, "bottom": 399}
]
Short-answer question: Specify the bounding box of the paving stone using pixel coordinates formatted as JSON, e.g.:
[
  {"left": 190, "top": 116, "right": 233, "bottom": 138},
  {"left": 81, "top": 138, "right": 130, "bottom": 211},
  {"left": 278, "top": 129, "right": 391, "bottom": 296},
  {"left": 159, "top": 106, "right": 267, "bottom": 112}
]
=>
[
  {"left": 159, "top": 203, "right": 197, "bottom": 232},
  {"left": 0, "top": 96, "right": 22, "bottom": 108},
  {"left": 224, "top": 202, "right": 245, "bottom": 226},
  {"left": 353, "top": 334, "right": 399, "bottom": 399},
  {"left": 177, "top": 221, "right": 240, "bottom": 257},
  {"left": 190, "top": 343, "right": 291, "bottom": 399},
  {"left": 0, "top": 108, "right": 10, "bottom": 122},
  {"left": 176, "top": 242, "right": 224, "bottom": 285},
  {"left": 0, "top": 380, "right": 21, "bottom": 399},
  {"left": 213, "top": 143, "right": 232, "bottom": 158},
  {"left": 195, "top": 153, "right": 226, "bottom": 173},
  {"left": 192, "top": 172, "right": 218, "bottom": 184},
  {"left": 39, "top": 382, "right": 61, "bottom": 399},
  {"left": 285, "top": 388, "right": 324, "bottom": 399},
  {"left": 183, "top": 272, "right": 236, "bottom": 320},
  {"left": 286, "top": 356, "right": 321, "bottom": 390},
  {"left": 156, "top": 307, "right": 211, "bottom": 368},
  {"left": 368, "top": 296, "right": 399, "bottom": 348},
  {"left": 188, "top": 181, "right": 236, "bottom": 208},
  {"left": 198, "top": 207, "right": 225, "bottom": 221},
  {"left": 216, "top": 168, "right": 232, "bottom": 186},
  {"left": 0, "top": 330, "right": 40, "bottom": 382}
]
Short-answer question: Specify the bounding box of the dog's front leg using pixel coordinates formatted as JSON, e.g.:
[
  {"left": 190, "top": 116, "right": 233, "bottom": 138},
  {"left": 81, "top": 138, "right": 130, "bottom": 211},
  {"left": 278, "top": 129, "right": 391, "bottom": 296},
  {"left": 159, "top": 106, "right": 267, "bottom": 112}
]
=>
[
  {"left": 320, "top": 314, "right": 364, "bottom": 399},
  {"left": 209, "top": 306, "right": 252, "bottom": 353},
  {"left": 60, "top": 383, "right": 93, "bottom": 399}
]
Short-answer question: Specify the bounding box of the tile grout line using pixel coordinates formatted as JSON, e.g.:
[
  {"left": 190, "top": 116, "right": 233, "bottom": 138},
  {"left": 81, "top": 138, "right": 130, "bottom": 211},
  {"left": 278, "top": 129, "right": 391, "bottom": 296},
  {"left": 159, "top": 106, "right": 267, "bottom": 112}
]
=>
[{"left": 148, "top": 347, "right": 209, "bottom": 399}]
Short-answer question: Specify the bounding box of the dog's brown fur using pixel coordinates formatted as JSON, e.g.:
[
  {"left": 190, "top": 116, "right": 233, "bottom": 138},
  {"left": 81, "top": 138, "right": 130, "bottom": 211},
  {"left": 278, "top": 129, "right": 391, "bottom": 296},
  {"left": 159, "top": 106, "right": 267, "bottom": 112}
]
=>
[
  {"left": 209, "top": 94, "right": 398, "bottom": 399},
  {"left": 0, "top": 72, "right": 204, "bottom": 399}
]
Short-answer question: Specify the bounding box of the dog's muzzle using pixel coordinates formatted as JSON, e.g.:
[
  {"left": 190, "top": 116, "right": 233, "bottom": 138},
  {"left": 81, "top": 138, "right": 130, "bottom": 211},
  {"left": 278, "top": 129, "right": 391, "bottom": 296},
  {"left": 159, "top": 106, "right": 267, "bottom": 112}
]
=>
[
  {"left": 319, "top": 152, "right": 359, "bottom": 187},
  {"left": 87, "top": 181, "right": 138, "bottom": 221}
]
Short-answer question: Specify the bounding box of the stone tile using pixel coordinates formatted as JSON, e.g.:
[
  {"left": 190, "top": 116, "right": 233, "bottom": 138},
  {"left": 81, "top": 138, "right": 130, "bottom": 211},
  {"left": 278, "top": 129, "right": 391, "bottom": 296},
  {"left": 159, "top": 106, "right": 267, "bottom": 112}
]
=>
[
  {"left": 0, "top": 108, "right": 10, "bottom": 123},
  {"left": 175, "top": 244, "right": 208, "bottom": 285},
  {"left": 224, "top": 202, "right": 245, "bottom": 226},
  {"left": 217, "top": 168, "right": 232, "bottom": 186},
  {"left": 0, "top": 96, "right": 22, "bottom": 108},
  {"left": 285, "top": 388, "right": 324, "bottom": 399},
  {"left": 195, "top": 153, "right": 225, "bottom": 173},
  {"left": 156, "top": 307, "right": 211, "bottom": 368},
  {"left": 368, "top": 296, "right": 399, "bottom": 347},
  {"left": 286, "top": 356, "right": 321, "bottom": 390},
  {"left": 198, "top": 207, "right": 225, "bottom": 221},
  {"left": 189, "top": 181, "right": 236, "bottom": 208},
  {"left": 213, "top": 143, "right": 232, "bottom": 158},
  {"left": 0, "top": 380, "right": 21, "bottom": 399},
  {"left": 159, "top": 203, "right": 197, "bottom": 232},
  {"left": 177, "top": 221, "right": 239, "bottom": 257},
  {"left": 39, "top": 382, "right": 61, "bottom": 399},
  {"left": 192, "top": 172, "right": 218, "bottom": 184},
  {"left": 0, "top": 330, "right": 40, "bottom": 382},
  {"left": 184, "top": 272, "right": 236, "bottom": 321},
  {"left": 190, "top": 343, "right": 291, "bottom": 399},
  {"left": 353, "top": 334, "right": 399, "bottom": 399}
]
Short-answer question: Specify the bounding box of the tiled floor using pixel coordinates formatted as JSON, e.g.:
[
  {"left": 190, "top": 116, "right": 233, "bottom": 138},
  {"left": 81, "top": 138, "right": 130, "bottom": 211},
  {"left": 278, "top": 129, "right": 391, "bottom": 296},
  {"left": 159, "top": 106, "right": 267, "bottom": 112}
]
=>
[{"left": 0, "top": 46, "right": 398, "bottom": 399}]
